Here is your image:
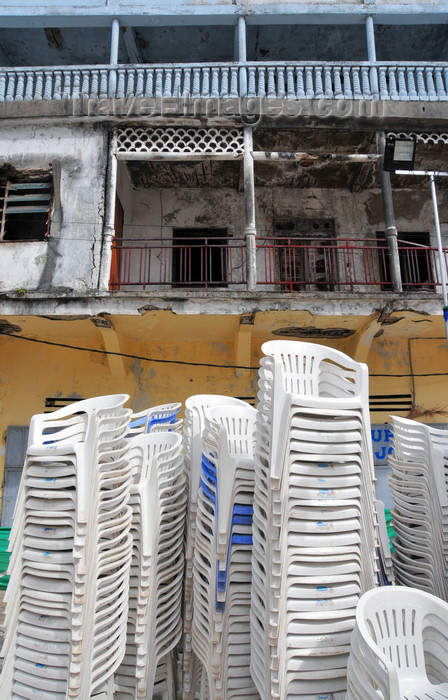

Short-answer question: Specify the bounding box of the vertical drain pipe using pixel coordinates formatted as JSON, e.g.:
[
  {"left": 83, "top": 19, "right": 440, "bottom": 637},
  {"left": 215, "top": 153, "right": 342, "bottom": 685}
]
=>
[
  {"left": 377, "top": 131, "right": 403, "bottom": 293},
  {"left": 244, "top": 127, "right": 257, "bottom": 291},
  {"left": 368, "top": 19, "right": 402, "bottom": 292},
  {"left": 98, "top": 132, "right": 118, "bottom": 291}
]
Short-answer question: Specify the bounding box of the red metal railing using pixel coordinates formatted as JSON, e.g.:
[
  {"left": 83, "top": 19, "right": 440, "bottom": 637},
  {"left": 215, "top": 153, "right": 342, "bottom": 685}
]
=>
[
  {"left": 110, "top": 236, "right": 447, "bottom": 292},
  {"left": 256, "top": 237, "right": 444, "bottom": 291},
  {"left": 110, "top": 237, "right": 246, "bottom": 290}
]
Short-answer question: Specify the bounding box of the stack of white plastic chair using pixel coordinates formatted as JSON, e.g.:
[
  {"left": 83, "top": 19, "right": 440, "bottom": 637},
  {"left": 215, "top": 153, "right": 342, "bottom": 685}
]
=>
[
  {"left": 388, "top": 415, "right": 448, "bottom": 600},
  {"left": 127, "top": 403, "right": 182, "bottom": 437},
  {"left": 251, "top": 340, "right": 378, "bottom": 700},
  {"left": 346, "top": 585, "right": 448, "bottom": 700},
  {"left": 181, "top": 394, "right": 252, "bottom": 700},
  {"left": 113, "top": 430, "right": 186, "bottom": 700},
  {"left": 1, "top": 394, "right": 133, "bottom": 700},
  {"left": 190, "top": 403, "right": 258, "bottom": 700}
]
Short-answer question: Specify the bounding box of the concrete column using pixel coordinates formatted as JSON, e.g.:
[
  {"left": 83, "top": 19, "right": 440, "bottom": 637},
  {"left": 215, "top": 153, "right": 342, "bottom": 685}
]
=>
[
  {"left": 238, "top": 16, "right": 247, "bottom": 97},
  {"left": 98, "top": 132, "right": 118, "bottom": 290},
  {"left": 366, "top": 15, "right": 376, "bottom": 61},
  {"left": 244, "top": 127, "right": 257, "bottom": 291},
  {"left": 366, "top": 15, "right": 379, "bottom": 97},
  {"left": 109, "top": 18, "right": 120, "bottom": 96},
  {"left": 377, "top": 131, "right": 402, "bottom": 293}
]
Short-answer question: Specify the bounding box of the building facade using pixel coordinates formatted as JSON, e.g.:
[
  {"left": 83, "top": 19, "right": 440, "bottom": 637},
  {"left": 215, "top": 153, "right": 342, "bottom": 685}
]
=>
[{"left": 0, "top": 0, "right": 448, "bottom": 521}]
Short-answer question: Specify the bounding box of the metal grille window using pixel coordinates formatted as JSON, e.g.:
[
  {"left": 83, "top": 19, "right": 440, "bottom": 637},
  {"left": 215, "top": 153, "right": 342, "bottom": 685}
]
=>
[{"left": 0, "top": 178, "right": 52, "bottom": 241}]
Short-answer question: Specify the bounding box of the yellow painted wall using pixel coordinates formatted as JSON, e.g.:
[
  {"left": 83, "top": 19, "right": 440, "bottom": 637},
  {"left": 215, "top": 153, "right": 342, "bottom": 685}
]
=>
[
  {"left": 1, "top": 310, "right": 448, "bottom": 515},
  {"left": 0, "top": 317, "right": 258, "bottom": 514}
]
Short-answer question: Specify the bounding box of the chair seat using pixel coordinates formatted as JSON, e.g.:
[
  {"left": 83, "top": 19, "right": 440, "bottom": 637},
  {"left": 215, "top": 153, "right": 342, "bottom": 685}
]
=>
[{"left": 399, "top": 672, "right": 448, "bottom": 699}]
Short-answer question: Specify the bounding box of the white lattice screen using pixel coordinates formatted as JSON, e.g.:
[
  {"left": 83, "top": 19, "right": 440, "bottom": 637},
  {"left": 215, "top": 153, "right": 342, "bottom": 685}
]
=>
[
  {"left": 388, "top": 132, "right": 448, "bottom": 145},
  {"left": 116, "top": 127, "right": 244, "bottom": 156}
]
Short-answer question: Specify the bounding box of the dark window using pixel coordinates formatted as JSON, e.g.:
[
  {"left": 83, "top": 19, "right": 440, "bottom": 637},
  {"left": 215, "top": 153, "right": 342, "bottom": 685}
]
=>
[
  {"left": 44, "top": 396, "right": 83, "bottom": 412},
  {"left": 273, "top": 219, "right": 336, "bottom": 291},
  {"left": 172, "top": 228, "right": 228, "bottom": 287},
  {"left": 377, "top": 232, "right": 434, "bottom": 291},
  {"left": 0, "top": 178, "right": 52, "bottom": 241}
]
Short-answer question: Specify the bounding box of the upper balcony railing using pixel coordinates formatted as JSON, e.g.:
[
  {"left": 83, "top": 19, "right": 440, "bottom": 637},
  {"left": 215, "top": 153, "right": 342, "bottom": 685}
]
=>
[
  {"left": 1, "top": 61, "right": 448, "bottom": 103},
  {"left": 110, "top": 236, "right": 447, "bottom": 293}
]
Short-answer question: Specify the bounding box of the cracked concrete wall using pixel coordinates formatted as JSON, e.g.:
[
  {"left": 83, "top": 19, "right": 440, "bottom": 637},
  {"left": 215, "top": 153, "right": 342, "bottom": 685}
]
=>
[
  {"left": 116, "top": 176, "right": 246, "bottom": 290},
  {"left": 0, "top": 123, "right": 108, "bottom": 293}
]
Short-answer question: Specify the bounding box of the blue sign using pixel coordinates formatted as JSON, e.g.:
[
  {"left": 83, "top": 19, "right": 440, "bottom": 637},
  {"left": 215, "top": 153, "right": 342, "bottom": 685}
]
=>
[{"left": 371, "top": 425, "right": 394, "bottom": 466}]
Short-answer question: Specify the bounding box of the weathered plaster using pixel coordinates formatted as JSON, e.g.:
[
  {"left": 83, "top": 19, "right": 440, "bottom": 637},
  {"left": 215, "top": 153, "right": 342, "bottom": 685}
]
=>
[{"left": 0, "top": 123, "right": 108, "bottom": 293}]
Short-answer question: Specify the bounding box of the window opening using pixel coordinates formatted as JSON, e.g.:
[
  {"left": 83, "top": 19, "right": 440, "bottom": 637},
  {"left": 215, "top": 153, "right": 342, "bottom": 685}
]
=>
[
  {"left": 172, "top": 228, "right": 228, "bottom": 287},
  {"left": 273, "top": 219, "right": 336, "bottom": 291},
  {"left": 44, "top": 397, "right": 84, "bottom": 413},
  {"left": 377, "top": 232, "right": 433, "bottom": 291},
  {"left": 0, "top": 178, "right": 52, "bottom": 241}
]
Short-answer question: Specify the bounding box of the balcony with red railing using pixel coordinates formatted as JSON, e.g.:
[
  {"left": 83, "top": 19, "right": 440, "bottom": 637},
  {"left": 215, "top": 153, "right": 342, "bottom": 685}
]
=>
[
  {"left": 110, "top": 236, "right": 247, "bottom": 291},
  {"left": 109, "top": 235, "right": 447, "bottom": 293}
]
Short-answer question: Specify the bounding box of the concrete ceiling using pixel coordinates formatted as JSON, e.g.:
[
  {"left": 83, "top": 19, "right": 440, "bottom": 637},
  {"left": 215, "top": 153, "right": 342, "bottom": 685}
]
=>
[
  {"left": 0, "top": 27, "right": 123, "bottom": 67},
  {"left": 0, "top": 23, "right": 447, "bottom": 67},
  {"left": 127, "top": 160, "right": 241, "bottom": 189},
  {"left": 247, "top": 24, "right": 448, "bottom": 62},
  {"left": 125, "top": 158, "right": 381, "bottom": 190}
]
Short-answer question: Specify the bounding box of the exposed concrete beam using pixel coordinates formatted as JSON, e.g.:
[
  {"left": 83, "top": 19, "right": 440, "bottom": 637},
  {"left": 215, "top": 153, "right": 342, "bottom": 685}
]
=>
[
  {"left": 347, "top": 306, "right": 406, "bottom": 363},
  {"left": 1, "top": 7, "right": 448, "bottom": 29},
  {"left": 235, "top": 314, "right": 254, "bottom": 376},
  {"left": 98, "top": 325, "right": 127, "bottom": 378},
  {"left": 116, "top": 153, "right": 244, "bottom": 162},
  {"left": 121, "top": 26, "right": 142, "bottom": 64},
  {"left": 252, "top": 152, "right": 380, "bottom": 164},
  {"left": 346, "top": 312, "right": 382, "bottom": 363}
]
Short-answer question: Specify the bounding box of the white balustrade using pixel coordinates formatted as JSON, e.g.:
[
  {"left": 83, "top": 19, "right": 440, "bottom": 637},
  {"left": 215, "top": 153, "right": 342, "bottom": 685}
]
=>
[{"left": 0, "top": 62, "right": 447, "bottom": 103}]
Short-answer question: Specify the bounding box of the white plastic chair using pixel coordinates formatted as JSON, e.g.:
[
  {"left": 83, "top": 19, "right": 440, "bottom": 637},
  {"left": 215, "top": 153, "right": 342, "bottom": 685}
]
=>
[
  {"left": 113, "top": 431, "right": 186, "bottom": 700},
  {"left": 346, "top": 586, "right": 448, "bottom": 700},
  {"left": 182, "top": 394, "right": 252, "bottom": 700},
  {"left": 1, "top": 394, "right": 133, "bottom": 700},
  {"left": 251, "top": 340, "right": 378, "bottom": 700},
  {"left": 189, "top": 403, "right": 257, "bottom": 700},
  {"left": 388, "top": 416, "right": 448, "bottom": 600},
  {"left": 127, "top": 403, "right": 181, "bottom": 437}
]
